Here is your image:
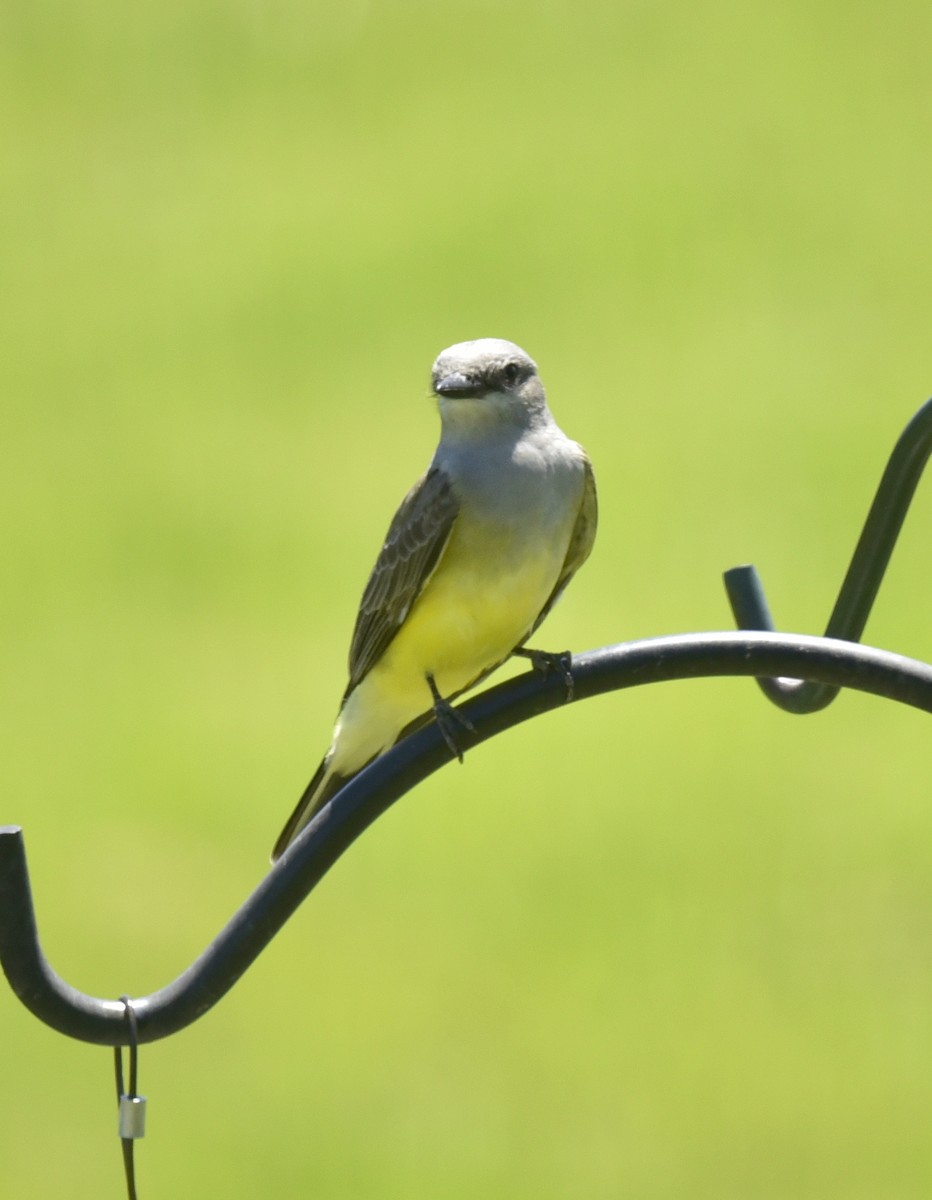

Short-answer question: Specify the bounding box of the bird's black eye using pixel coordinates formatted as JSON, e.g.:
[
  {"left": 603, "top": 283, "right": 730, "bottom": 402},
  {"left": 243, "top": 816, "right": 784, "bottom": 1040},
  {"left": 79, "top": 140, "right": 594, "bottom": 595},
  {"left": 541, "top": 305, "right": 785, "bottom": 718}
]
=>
[{"left": 501, "top": 361, "right": 522, "bottom": 386}]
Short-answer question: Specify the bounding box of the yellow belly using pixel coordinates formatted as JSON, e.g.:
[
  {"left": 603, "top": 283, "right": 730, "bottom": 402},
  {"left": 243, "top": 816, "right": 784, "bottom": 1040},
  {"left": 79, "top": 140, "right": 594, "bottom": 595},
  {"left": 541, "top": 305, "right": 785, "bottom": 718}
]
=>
[
  {"left": 390, "top": 517, "right": 563, "bottom": 686},
  {"left": 330, "top": 513, "right": 571, "bottom": 773}
]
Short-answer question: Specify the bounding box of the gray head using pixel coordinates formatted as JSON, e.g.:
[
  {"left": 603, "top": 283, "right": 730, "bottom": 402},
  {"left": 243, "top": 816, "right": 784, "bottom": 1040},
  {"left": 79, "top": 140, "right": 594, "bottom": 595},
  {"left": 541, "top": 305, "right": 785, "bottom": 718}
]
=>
[{"left": 431, "top": 339, "right": 548, "bottom": 431}]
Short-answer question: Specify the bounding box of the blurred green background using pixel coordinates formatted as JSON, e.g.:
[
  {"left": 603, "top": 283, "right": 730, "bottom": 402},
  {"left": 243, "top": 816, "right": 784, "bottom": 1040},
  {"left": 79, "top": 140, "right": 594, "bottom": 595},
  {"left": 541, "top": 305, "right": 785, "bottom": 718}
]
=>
[{"left": 2, "top": 1, "right": 931, "bottom": 1196}]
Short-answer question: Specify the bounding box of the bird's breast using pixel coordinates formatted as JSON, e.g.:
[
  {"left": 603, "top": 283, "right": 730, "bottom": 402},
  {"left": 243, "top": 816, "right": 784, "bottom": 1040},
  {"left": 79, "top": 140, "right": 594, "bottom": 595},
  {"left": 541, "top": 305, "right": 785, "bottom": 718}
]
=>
[{"left": 377, "top": 475, "right": 580, "bottom": 699}]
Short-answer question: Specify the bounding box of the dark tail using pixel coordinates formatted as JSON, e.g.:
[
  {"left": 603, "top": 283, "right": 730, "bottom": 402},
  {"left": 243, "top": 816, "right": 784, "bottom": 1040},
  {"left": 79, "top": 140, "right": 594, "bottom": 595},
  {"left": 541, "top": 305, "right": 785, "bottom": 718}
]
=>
[
  {"left": 271, "top": 757, "right": 353, "bottom": 862},
  {"left": 272, "top": 709, "right": 438, "bottom": 861}
]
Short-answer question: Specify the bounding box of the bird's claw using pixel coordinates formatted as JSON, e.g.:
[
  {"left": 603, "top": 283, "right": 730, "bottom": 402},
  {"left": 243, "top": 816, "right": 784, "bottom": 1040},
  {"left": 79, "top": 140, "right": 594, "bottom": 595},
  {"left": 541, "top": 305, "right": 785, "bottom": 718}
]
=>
[
  {"left": 515, "top": 647, "right": 575, "bottom": 702},
  {"left": 426, "top": 674, "right": 475, "bottom": 763}
]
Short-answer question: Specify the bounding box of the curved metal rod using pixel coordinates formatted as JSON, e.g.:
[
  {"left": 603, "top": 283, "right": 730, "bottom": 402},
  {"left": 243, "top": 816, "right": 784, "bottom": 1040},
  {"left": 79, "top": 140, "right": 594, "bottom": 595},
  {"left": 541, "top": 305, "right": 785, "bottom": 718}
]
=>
[
  {"left": 724, "top": 396, "right": 932, "bottom": 713},
  {"left": 2, "top": 630, "right": 931, "bottom": 1047}
]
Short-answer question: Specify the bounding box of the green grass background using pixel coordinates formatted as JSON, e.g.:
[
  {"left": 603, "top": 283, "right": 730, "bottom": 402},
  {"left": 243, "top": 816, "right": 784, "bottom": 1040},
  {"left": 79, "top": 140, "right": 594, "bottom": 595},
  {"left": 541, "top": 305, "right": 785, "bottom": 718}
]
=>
[{"left": 2, "top": 1, "right": 931, "bottom": 1196}]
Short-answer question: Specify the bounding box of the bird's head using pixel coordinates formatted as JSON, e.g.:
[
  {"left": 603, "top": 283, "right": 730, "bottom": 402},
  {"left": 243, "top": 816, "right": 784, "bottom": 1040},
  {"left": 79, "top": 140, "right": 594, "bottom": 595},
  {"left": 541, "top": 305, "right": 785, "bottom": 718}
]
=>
[{"left": 431, "top": 339, "right": 547, "bottom": 432}]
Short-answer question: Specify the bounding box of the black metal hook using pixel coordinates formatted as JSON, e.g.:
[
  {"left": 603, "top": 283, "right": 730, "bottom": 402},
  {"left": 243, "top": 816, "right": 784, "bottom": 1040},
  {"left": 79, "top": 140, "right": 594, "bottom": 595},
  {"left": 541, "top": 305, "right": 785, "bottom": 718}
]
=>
[
  {"left": 2, "top": 630, "right": 932, "bottom": 1048},
  {"left": 724, "top": 396, "right": 932, "bottom": 713}
]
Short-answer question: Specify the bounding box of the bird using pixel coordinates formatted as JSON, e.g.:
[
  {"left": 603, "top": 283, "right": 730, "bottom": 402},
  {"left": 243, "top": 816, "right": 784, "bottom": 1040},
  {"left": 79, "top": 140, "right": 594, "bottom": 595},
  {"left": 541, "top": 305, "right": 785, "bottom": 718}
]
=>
[{"left": 272, "top": 338, "right": 597, "bottom": 860}]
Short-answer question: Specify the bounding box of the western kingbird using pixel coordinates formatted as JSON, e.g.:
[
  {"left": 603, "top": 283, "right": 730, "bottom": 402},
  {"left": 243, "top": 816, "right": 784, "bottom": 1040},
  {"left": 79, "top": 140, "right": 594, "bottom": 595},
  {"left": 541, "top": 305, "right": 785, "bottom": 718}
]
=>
[{"left": 272, "top": 338, "right": 597, "bottom": 860}]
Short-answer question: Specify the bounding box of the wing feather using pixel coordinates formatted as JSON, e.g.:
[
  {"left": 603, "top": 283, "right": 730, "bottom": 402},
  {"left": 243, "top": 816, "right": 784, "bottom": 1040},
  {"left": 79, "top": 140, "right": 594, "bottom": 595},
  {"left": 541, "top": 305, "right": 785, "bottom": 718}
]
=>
[
  {"left": 345, "top": 467, "right": 459, "bottom": 696},
  {"left": 527, "top": 456, "right": 598, "bottom": 639}
]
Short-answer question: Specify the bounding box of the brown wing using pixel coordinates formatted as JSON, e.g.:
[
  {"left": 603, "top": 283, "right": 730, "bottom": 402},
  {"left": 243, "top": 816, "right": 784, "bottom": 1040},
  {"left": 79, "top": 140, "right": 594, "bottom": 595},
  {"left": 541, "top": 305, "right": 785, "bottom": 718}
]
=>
[
  {"left": 345, "top": 466, "right": 459, "bottom": 697},
  {"left": 527, "top": 456, "right": 598, "bottom": 639}
]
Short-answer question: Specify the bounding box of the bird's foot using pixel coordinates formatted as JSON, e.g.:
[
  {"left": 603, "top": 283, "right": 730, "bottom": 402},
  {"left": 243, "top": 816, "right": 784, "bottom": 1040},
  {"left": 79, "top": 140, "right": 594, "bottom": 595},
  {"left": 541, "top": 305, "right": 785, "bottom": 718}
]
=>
[
  {"left": 426, "top": 674, "right": 475, "bottom": 763},
  {"left": 514, "top": 647, "right": 575, "bottom": 702}
]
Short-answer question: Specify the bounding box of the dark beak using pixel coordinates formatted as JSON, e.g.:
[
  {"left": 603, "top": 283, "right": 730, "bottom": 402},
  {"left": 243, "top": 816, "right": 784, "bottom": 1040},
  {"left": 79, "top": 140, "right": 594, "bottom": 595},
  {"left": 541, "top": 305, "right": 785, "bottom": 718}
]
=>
[{"left": 434, "top": 371, "right": 485, "bottom": 399}]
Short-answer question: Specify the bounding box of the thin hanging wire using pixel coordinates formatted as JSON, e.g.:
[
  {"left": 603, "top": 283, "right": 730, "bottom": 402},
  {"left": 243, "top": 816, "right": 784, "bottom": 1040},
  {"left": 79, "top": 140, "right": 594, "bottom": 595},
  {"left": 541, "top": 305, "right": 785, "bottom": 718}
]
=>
[{"left": 114, "top": 995, "right": 141, "bottom": 1200}]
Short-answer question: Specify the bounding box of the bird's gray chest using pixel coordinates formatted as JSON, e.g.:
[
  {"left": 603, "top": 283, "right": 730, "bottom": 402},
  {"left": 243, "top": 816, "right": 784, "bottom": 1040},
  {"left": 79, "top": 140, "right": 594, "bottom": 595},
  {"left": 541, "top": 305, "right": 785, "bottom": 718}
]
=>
[{"left": 450, "top": 441, "right": 581, "bottom": 549}]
